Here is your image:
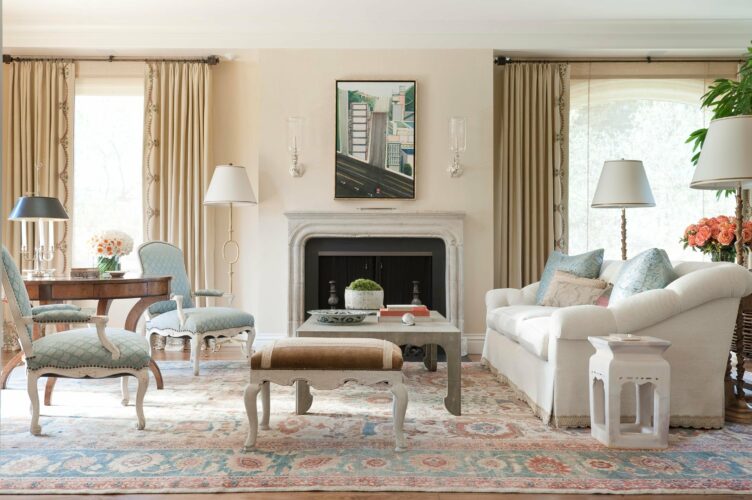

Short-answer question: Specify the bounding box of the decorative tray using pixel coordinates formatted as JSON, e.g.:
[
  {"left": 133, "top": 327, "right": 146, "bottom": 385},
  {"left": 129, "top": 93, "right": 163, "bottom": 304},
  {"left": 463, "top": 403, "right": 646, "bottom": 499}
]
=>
[{"left": 307, "top": 309, "right": 373, "bottom": 324}]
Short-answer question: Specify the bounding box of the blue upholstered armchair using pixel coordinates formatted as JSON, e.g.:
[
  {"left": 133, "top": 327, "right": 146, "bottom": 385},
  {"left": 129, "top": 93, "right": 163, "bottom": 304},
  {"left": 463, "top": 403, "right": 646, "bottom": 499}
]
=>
[
  {"left": 137, "top": 241, "right": 255, "bottom": 375},
  {"left": 0, "top": 247, "right": 150, "bottom": 435}
]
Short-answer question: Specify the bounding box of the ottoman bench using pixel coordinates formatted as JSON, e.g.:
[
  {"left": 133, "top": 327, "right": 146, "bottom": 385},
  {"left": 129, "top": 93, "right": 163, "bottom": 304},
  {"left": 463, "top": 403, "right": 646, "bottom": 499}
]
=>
[{"left": 243, "top": 337, "right": 408, "bottom": 451}]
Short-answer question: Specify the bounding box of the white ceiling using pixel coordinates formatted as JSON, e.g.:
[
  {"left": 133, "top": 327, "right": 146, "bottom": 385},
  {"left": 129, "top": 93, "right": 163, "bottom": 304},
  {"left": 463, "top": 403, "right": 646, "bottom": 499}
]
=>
[{"left": 4, "top": 0, "right": 752, "bottom": 57}]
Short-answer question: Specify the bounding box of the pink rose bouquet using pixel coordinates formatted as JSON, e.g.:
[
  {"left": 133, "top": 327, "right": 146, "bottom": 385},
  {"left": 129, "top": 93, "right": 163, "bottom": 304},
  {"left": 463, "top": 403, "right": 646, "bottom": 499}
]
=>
[{"left": 681, "top": 216, "right": 752, "bottom": 262}]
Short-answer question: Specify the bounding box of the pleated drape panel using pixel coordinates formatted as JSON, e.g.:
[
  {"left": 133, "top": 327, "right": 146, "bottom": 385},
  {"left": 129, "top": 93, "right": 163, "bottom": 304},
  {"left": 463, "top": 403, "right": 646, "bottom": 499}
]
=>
[
  {"left": 494, "top": 63, "right": 569, "bottom": 289},
  {"left": 143, "top": 62, "right": 214, "bottom": 290},
  {"left": 2, "top": 61, "right": 74, "bottom": 273}
]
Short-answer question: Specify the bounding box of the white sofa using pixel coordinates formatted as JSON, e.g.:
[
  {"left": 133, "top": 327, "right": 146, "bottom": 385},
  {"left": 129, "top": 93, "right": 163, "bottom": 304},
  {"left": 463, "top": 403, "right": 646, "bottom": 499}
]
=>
[{"left": 481, "top": 260, "right": 752, "bottom": 429}]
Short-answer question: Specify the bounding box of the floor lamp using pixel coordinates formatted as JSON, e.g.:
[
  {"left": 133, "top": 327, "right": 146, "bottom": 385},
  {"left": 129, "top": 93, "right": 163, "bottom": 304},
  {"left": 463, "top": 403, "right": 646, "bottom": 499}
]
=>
[
  {"left": 591, "top": 160, "right": 655, "bottom": 260},
  {"left": 204, "top": 164, "right": 257, "bottom": 302},
  {"left": 690, "top": 115, "right": 752, "bottom": 422}
]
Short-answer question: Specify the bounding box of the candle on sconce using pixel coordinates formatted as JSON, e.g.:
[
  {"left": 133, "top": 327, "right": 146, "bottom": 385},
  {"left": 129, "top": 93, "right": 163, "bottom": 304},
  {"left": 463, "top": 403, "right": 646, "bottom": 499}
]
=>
[{"left": 39, "top": 220, "right": 46, "bottom": 247}]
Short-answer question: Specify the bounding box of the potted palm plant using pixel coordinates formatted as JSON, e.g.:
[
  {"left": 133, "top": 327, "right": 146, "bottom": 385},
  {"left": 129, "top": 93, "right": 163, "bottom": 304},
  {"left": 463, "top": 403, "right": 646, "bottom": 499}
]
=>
[
  {"left": 687, "top": 42, "right": 752, "bottom": 195},
  {"left": 344, "top": 278, "right": 384, "bottom": 310}
]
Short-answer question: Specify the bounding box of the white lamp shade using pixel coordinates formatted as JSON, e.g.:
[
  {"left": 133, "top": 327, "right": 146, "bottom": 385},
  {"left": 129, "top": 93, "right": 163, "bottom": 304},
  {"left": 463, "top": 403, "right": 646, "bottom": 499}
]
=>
[
  {"left": 204, "top": 165, "right": 257, "bottom": 205},
  {"left": 591, "top": 160, "right": 655, "bottom": 208},
  {"left": 690, "top": 115, "right": 752, "bottom": 190}
]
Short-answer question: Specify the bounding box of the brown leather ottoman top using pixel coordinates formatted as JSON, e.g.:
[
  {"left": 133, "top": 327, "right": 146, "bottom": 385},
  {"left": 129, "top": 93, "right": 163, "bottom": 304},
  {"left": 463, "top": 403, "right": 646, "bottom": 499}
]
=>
[{"left": 250, "top": 337, "right": 403, "bottom": 371}]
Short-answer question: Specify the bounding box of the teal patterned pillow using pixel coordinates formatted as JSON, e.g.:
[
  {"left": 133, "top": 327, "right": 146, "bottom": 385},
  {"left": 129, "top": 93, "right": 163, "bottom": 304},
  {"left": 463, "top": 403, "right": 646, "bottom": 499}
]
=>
[
  {"left": 610, "top": 248, "right": 677, "bottom": 305},
  {"left": 536, "top": 249, "right": 604, "bottom": 304}
]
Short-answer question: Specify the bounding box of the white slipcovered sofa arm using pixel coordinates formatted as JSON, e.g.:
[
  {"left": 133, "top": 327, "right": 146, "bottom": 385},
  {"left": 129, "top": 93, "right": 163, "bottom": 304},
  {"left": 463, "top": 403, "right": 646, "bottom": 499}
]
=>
[
  {"left": 551, "top": 305, "right": 617, "bottom": 341},
  {"left": 485, "top": 282, "right": 539, "bottom": 310},
  {"left": 610, "top": 264, "right": 752, "bottom": 334},
  {"left": 667, "top": 264, "right": 752, "bottom": 310}
]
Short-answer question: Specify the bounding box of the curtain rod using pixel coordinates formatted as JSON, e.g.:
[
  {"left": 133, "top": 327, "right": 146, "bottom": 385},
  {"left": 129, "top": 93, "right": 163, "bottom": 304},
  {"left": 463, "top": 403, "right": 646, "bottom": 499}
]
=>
[
  {"left": 2, "top": 54, "right": 220, "bottom": 65},
  {"left": 494, "top": 55, "right": 746, "bottom": 65}
]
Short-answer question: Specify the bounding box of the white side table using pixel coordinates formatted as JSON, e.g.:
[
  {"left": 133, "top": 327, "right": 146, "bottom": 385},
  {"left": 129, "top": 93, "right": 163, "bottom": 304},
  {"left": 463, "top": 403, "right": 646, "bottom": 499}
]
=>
[{"left": 588, "top": 335, "right": 671, "bottom": 449}]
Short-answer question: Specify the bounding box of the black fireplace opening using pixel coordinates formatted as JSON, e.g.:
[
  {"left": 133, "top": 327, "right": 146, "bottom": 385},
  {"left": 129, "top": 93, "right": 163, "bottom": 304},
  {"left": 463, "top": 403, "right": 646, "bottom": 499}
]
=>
[{"left": 304, "top": 237, "right": 446, "bottom": 318}]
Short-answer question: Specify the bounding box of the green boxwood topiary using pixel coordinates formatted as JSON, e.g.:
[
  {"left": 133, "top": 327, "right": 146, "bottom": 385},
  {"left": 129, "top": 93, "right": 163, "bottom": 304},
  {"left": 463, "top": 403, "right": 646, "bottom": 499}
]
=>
[{"left": 347, "top": 278, "right": 383, "bottom": 291}]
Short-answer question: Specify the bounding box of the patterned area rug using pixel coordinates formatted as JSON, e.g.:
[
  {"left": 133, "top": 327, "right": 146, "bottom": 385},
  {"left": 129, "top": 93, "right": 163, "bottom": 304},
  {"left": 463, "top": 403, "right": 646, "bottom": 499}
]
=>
[{"left": 1, "top": 361, "right": 752, "bottom": 494}]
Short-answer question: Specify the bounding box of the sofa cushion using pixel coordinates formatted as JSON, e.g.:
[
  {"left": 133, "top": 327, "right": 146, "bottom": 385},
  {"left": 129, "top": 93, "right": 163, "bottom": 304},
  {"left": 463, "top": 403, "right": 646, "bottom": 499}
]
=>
[
  {"left": 610, "top": 248, "right": 677, "bottom": 305},
  {"left": 487, "top": 305, "right": 558, "bottom": 340},
  {"left": 536, "top": 249, "right": 604, "bottom": 304},
  {"left": 540, "top": 270, "right": 610, "bottom": 307},
  {"left": 517, "top": 317, "right": 551, "bottom": 361}
]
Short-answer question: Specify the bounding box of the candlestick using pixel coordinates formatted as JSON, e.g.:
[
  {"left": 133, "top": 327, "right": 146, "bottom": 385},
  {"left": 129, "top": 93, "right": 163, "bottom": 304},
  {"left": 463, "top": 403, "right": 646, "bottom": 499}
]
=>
[
  {"left": 48, "top": 221, "right": 54, "bottom": 251},
  {"left": 21, "top": 222, "right": 27, "bottom": 250}
]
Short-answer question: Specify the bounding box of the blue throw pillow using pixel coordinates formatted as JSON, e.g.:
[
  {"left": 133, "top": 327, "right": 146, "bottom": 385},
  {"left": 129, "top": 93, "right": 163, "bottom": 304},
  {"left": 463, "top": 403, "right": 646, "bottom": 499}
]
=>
[
  {"left": 536, "top": 249, "right": 604, "bottom": 304},
  {"left": 609, "top": 248, "right": 677, "bottom": 305}
]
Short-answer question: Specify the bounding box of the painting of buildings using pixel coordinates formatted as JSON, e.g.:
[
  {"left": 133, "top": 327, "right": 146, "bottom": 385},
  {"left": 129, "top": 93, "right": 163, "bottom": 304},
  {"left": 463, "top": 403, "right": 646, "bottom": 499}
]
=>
[{"left": 335, "top": 81, "right": 416, "bottom": 199}]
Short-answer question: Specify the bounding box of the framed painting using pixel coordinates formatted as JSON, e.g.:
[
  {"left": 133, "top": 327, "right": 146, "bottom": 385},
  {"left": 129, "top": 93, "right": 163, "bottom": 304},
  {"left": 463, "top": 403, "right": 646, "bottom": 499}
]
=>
[{"left": 335, "top": 80, "right": 416, "bottom": 199}]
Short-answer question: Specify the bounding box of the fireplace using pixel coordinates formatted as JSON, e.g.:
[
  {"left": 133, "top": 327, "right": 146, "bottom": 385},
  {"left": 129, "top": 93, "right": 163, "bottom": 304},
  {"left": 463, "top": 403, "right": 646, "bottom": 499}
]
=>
[
  {"left": 304, "top": 237, "right": 446, "bottom": 316},
  {"left": 285, "top": 210, "right": 465, "bottom": 336}
]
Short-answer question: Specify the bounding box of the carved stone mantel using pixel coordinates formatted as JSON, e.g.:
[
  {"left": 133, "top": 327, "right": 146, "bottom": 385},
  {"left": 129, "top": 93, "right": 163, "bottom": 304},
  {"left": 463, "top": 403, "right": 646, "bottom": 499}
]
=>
[{"left": 285, "top": 210, "right": 465, "bottom": 336}]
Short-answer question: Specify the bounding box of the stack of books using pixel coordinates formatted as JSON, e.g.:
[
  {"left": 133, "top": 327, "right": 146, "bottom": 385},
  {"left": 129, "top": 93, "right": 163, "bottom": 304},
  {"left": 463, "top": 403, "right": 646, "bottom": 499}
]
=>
[{"left": 378, "top": 304, "right": 431, "bottom": 322}]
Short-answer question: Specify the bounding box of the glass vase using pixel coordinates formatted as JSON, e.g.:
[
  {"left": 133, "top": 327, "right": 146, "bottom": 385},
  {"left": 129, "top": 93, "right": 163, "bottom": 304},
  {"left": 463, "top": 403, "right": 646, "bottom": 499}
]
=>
[
  {"left": 97, "top": 255, "right": 121, "bottom": 275},
  {"left": 710, "top": 247, "right": 736, "bottom": 263}
]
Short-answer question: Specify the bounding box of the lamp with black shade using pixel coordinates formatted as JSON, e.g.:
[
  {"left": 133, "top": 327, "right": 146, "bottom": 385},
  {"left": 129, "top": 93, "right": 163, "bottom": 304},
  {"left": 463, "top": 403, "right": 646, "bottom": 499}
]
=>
[{"left": 8, "top": 195, "right": 69, "bottom": 278}]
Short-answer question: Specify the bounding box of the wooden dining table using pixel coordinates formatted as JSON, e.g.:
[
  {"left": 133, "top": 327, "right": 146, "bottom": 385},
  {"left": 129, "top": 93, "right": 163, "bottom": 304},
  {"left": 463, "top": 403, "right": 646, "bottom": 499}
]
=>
[{"left": 0, "top": 274, "right": 172, "bottom": 404}]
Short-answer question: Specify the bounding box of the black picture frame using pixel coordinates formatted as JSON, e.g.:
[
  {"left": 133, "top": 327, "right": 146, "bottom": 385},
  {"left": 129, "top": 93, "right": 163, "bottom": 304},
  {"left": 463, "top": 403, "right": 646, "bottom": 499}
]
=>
[{"left": 335, "top": 80, "right": 416, "bottom": 199}]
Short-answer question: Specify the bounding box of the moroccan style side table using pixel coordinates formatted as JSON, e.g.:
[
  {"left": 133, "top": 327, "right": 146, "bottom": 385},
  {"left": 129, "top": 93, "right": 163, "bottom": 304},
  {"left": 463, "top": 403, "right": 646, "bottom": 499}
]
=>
[{"left": 588, "top": 335, "right": 671, "bottom": 449}]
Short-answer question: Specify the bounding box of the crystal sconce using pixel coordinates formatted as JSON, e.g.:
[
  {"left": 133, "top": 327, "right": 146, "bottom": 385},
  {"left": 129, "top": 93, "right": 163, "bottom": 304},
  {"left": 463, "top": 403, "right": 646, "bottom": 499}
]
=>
[
  {"left": 288, "top": 116, "right": 303, "bottom": 177},
  {"left": 448, "top": 116, "right": 466, "bottom": 177}
]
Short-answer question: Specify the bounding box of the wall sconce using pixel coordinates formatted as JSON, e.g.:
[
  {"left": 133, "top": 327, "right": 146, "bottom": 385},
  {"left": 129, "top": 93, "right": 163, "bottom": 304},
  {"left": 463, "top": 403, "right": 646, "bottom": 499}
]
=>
[
  {"left": 288, "top": 116, "right": 303, "bottom": 177},
  {"left": 448, "top": 116, "right": 466, "bottom": 177}
]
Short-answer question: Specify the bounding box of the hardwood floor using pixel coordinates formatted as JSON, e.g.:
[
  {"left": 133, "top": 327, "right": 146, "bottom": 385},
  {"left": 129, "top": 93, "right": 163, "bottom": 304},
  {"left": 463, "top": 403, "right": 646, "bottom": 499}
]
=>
[
  {"left": 1, "top": 347, "right": 748, "bottom": 499},
  {"left": 2, "top": 494, "right": 749, "bottom": 499}
]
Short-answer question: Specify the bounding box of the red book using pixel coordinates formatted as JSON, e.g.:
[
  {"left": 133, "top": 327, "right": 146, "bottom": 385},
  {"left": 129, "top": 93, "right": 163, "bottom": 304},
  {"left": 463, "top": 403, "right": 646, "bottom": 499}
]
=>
[{"left": 379, "top": 306, "right": 430, "bottom": 317}]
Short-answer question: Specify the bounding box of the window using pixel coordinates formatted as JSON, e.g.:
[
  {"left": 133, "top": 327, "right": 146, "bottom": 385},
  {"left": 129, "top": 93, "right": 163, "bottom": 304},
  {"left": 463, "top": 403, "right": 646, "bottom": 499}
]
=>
[
  {"left": 568, "top": 78, "right": 736, "bottom": 261},
  {"left": 72, "top": 78, "right": 144, "bottom": 270}
]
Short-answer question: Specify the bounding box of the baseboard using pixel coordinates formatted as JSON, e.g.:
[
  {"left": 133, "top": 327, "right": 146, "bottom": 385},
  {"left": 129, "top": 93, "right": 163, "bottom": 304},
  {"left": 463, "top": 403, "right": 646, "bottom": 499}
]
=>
[
  {"left": 253, "top": 332, "right": 486, "bottom": 355},
  {"left": 464, "top": 333, "right": 485, "bottom": 355}
]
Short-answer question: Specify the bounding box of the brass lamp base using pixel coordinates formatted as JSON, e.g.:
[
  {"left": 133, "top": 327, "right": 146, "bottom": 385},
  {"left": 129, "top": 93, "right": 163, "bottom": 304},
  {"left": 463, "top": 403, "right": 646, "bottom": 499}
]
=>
[{"left": 725, "top": 400, "right": 752, "bottom": 423}]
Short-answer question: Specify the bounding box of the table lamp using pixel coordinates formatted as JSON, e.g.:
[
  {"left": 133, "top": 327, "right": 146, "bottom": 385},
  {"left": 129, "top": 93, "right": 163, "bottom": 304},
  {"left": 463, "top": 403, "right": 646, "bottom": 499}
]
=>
[
  {"left": 8, "top": 195, "right": 69, "bottom": 277},
  {"left": 204, "top": 164, "right": 257, "bottom": 300},
  {"left": 591, "top": 159, "right": 655, "bottom": 260},
  {"left": 690, "top": 114, "right": 752, "bottom": 422}
]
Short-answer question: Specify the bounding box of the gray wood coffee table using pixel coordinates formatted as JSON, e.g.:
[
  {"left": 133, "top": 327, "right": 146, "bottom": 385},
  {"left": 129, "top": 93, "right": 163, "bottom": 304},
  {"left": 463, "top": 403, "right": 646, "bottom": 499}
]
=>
[{"left": 295, "top": 311, "right": 461, "bottom": 415}]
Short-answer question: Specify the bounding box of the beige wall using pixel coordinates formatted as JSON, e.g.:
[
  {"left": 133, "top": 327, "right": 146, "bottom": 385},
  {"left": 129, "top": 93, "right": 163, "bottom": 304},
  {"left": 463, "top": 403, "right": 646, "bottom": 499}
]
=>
[
  {"left": 2, "top": 49, "right": 495, "bottom": 343},
  {"left": 212, "top": 49, "right": 495, "bottom": 336}
]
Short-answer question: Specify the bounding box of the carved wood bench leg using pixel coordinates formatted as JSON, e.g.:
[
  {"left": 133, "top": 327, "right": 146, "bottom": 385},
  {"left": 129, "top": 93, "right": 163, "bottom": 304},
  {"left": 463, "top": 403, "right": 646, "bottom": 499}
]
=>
[
  {"left": 295, "top": 380, "right": 313, "bottom": 415},
  {"left": 261, "top": 381, "right": 271, "bottom": 430},
  {"left": 248, "top": 371, "right": 408, "bottom": 451},
  {"left": 243, "top": 383, "right": 262, "bottom": 451},
  {"left": 391, "top": 381, "right": 408, "bottom": 451}
]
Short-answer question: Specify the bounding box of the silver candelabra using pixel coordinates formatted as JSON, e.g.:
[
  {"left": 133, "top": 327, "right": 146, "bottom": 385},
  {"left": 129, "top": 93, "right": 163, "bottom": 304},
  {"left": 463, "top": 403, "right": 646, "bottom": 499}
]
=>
[{"left": 20, "top": 229, "right": 55, "bottom": 278}]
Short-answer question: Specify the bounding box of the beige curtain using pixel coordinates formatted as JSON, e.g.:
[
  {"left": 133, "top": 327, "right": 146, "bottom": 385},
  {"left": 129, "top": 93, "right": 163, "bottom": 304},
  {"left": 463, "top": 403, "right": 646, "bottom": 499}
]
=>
[
  {"left": 2, "top": 60, "right": 75, "bottom": 272},
  {"left": 143, "top": 61, "right": 214, "bottom": 289},
  {"left": 494, "top": 63, "right": 569, "bottom": 289}
]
